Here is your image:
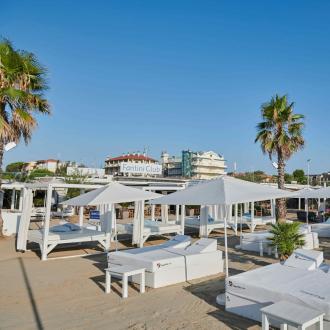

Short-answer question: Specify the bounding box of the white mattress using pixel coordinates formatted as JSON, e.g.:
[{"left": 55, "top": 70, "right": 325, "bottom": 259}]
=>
[
  {"left": 241, "top": 216, "right": 275, "bottom": 224},
  {"left": 28, "top": 228, "right": 107, "bottom": 242},
  {"left": 185, "top": 217, "right": 226, "bottom": 229},
  {"left": 116, "top": 222, "right": 181, "bottom": 235},
  {"left": 226, "top": 263, "right": 330, "bottom": 319}
]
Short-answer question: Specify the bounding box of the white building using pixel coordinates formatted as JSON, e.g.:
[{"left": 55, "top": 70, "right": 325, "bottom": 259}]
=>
[
  {"left": 23, "top": 159, "right": 59, "bottom": 173},
  {"left": 162, "top": 150, "right": 227, "bottom": 180},
  {"left": 105, "top": 153, "right": 161, "bottom": 177},
  {"left": 66, "top": 166, "right": 105, "bottom": 177}
]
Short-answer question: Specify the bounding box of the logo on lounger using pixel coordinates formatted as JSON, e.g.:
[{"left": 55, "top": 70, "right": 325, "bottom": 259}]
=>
[
  {"left": 227, "top": 281, "right": 245, "bottom": 290},
  {"left": 157, "top": 262, "right": 171, "bottom": 268}
]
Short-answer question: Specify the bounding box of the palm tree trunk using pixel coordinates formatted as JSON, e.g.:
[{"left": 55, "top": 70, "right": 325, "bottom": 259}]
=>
[{"left": 277, "top": 149, "right": 287, "bottom": 222}]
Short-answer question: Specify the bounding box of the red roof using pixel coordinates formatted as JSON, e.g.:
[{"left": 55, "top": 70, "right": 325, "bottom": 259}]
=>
[{"left": 107, "top": 154, "right": 157, "bottom": 162}]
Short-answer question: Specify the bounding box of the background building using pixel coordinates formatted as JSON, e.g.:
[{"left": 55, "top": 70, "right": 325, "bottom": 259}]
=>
[
  {"left": 66, "top": 166, "right": 105, "bottom": 177},
  {"left": 161, "top": 152, "right": 182, "bottom": 177},
  {"left": 23, "top": 159, "right": 60, "bottom": 173},
  {"left": 162, "top": 150, "right": 227, "bottom": 180},
  {"left": 105, "top": 153, "right": 159, "bottom": 177},
  {"left": 309, "top": 172, "right": 330, "bottom": 186}
]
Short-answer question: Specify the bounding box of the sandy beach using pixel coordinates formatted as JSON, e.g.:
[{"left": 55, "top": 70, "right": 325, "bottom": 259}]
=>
[{"left": 1, "top": 228, "right": 327, "bottom": 330}]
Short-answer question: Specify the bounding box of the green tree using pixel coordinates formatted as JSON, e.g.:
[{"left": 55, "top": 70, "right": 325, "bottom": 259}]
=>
[
  {"left": 284, "top": 173, "right": 293, "bottom": 183},
  {"left": 255, "top": 95, "right": 305, "bottom": 222},
  {"left": 28, "top": 169, "right": 54, "bottom": 181},
  {"left": 0, "top": 39, "right": 50, "bottom": 235},
  {"left": 65, "top": 174, "right": 86, "bottom": 199},
  {"left": 5, "top": 161, "right": 26, "bottom": 172},
  {"left": 293, "top": 169, "right": 306, "bottom": 184}
]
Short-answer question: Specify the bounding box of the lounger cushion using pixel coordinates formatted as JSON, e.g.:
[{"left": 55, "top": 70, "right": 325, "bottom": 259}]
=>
[{"left": 50, "top": 225, "right": 72, "bottom": 232}]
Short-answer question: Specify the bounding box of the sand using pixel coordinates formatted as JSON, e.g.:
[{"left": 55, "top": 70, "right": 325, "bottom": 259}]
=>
[{"left": 1, "top": 228, "right": 322, "bottom": 330}]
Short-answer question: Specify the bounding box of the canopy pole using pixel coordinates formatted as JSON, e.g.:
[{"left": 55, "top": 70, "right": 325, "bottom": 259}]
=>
[
  {"left": 139, "top": 200, "right": 144, "bottom": 248},
  {"left": 176, "top": 205, "right": 180, "bottom": 223},
  {"left": 224, "top": 204, "right": 229, "bottom": 278},
  {"left": 19, "top": 188, "right": 23, "bottom": 211},
  {"left": 298, "top": 198, "right": 301, "bottom": 210},
  {"left": 180, "top": 205, "right": 185, "bottom": 235},
  {"left": 151, "top": 204, "right": 155, "bottom": 221},
  {"left": 42, "top": 184, "right": 53, "bottom": 261},
  {"left": 240, "top": 203, "right": 243, "bottom": 247},
  {"left": 251, "top": 202, "right": 255, "bottom": 232},
  {"left": 234, "top": 203, "right": 238, "bottom": 235},
  {"left": 11, "top": 189, "right": 15, "bottom": 210},
  {"left": 79, "top": 206, "right": 84, "bottom": 226},
  {"left": 305, "top": 198, "right": 309, "bottom": 224}
]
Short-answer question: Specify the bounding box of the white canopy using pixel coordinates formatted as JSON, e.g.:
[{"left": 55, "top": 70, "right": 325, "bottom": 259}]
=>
[
  {"left": 151, "top": 175, "right": 294, "bottom": 278},
  {"left": 151, "top": 175, "right": 294, "bottom": 206},
  {"left": 293, "top": 187, "right": 330, "bottom": 199},
  {"left": 62, "top": 182, "right": 161, "bottom": 206}
]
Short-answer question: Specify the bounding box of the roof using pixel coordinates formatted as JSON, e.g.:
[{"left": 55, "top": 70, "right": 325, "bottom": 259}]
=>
[{"left": 107, "top": 154, "right": 157, "bottom": 162}]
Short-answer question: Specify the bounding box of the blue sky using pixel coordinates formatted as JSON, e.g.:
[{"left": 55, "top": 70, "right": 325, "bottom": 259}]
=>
[{"left": 2, "top": 1, "right": 330, "bottom": 174}]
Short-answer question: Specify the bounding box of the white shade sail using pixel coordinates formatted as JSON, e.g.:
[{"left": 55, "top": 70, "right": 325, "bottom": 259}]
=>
[
  {"left": 151, "top": 175, "right": 294, "bottom": 206},
  {"left": 61, "top": 182, "right": 161, "bottom": 206},
  {"left": 292, "top": 187, "right": 330, "bottom": 199}
]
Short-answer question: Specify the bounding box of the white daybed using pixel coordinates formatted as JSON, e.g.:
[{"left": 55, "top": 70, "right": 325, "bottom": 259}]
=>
[
  {"left": 16, "top": 183, "right": 112, "bottom": 260},
  {"left": 224, "top": 249, "right": 330, "bottom": 326},
  {"left": 184, "top": 216, "right": 230, "bottom": 236},
  {"left": 311, "top": 219, "right": 330, "bottom": 238},
  {"left": 238, "top": 225, "right": 319, "bottom": 254},
  {"left": 27, "top": 227, "right": 110, "bottom": 259},
  {"left": 240, "top": 214, "right": 276, "bottom": 232},
  {"left": 108, "top": 235, "right": 223, "bottom": 288},
  {"left": 116, "top": 220, "right": 183, "bottom": 246}
]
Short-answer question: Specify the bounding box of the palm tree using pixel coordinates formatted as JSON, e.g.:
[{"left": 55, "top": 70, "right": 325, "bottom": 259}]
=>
[
  {"left": 268, "top": 222, "right": 305, "bottom": 260},
  {"left": 255, "top": 95, "right": 304, "bottom": 221},
  {"left": 0, "top": 39, "right": 50, "bottom": 235}
]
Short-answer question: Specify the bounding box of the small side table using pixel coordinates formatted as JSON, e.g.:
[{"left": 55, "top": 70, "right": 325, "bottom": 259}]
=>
[
  {"left": 105, "top": 265, "right": 145, "bottom": 298},
  {"left": 261, "top": 301, "right": 324, "bottom": 330}
]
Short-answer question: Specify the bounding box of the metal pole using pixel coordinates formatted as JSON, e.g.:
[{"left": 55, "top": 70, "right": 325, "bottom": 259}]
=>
[{"left": 224, "top": 205, "right": 229, "bottom": 278}]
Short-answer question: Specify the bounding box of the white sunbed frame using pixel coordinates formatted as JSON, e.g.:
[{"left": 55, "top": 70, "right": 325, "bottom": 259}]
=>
[
  {"left": 184, "top": 216, "right": 237, "bottom": 236},
  {"left": 28, "top": 228, "right": 110, "bottom": 260},
  {"left": 17, "top": 183, "right": 111, "bottom": 260},
  {"left": 116, "top": 220, "right": 183, "bottom": 246}
]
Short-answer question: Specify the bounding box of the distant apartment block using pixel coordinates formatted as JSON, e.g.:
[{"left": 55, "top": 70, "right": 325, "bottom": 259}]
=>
[{"left": 161, "top": 150, "right": 227, "bottom": 180}]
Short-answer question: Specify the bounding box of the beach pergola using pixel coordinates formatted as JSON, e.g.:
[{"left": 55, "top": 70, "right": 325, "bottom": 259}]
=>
[
  {"left": 62, "top": 182, "right": 161, "bottom": 247},
  {"left": 152, "top": 175, "right": 294, "bottom": 277},
  {"left": 17, "top": 181, "right": 160, "bottom": 260},
  {"left": 293, "top": 186, "right": 330, "bottom": 223}
]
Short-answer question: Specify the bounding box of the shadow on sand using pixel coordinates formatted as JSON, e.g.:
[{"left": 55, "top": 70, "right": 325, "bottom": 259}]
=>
[{"left": 18, "top": 257, "right": 44, "bottom": 330}]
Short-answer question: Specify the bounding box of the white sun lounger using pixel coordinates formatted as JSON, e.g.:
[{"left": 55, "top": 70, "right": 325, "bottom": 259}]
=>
[
  {"left": 108, "top": 236, "right": 223, "bottom": 288},
  {"left": 225, "top": 249, "right": 330, "bottom": 326}
]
